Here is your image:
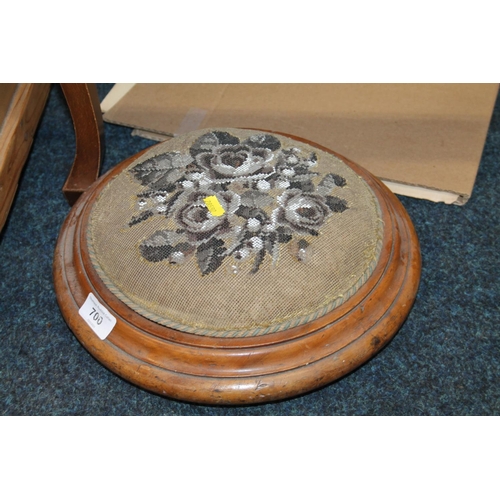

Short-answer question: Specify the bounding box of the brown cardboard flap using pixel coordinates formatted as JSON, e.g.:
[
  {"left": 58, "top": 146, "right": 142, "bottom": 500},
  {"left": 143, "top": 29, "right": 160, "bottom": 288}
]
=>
[{"left": 102, "top": 83, "right": 499, "bottom": 204}]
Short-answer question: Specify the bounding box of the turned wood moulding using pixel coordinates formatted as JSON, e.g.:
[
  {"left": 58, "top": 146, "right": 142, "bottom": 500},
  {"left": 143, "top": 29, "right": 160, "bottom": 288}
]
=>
[{"left": 53, "top": 84, "right": 421, "bottom": 405}]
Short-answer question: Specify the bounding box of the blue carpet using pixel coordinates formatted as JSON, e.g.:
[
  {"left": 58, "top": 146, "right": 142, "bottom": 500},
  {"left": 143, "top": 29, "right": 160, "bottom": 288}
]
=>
[{"left": 1, "top": 84, "right": 499, "bottom": 415}]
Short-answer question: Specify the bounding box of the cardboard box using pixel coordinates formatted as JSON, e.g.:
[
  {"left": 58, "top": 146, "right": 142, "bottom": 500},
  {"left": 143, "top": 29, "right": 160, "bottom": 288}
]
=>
[{"left": 102, "top": 83, "right": 499, "bottom": 204}]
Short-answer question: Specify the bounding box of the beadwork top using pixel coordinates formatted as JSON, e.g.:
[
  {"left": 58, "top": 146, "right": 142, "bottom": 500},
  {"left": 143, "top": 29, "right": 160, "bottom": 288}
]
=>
[{"left": 88, "top": 129, "right": 384, "bottom": 337}]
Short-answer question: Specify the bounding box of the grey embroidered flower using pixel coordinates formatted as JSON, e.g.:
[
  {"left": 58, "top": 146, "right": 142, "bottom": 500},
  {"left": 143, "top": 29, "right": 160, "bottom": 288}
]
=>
[
  {"left": 274, "top": 190, "right": 331, "bottom": 236},
  {"left": 173, "top": 190, "right": 240, "bottom": 241},
  {"left": 197, "top": 144, "right": 275, "bottom": 180},
  {"left": 129, "top": 131, "right": 349, "bottom": 275}
]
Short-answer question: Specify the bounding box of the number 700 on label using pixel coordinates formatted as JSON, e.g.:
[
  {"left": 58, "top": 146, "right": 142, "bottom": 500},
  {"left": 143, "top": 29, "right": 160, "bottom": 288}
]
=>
[{"left": 78, "top": 293, "right": 117, "bottom": 340}]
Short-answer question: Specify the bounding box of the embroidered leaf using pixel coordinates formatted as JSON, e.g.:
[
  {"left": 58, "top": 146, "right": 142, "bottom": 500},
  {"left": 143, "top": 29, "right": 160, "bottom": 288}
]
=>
[
  {"left": 196, "top": 238, "right": 226, "bottom": 275},
  {"left": 240, "top": 190, "right": 273, "bottom": 209},
  {"left": 140, "top": 241, "right": 174, "bottom": 262},
  {"left": 250, "top": 248, "right": 267, "bottom": 274},
  {"left": 129, "top": 210, "right": 154, "bottom": 227},
  {"left": 289, "top": 180, "right": 315, "bottom": 192},
  {"left": 325, "top": 196, "right": 349, "bottom": 213},
  {"left": 137, "top": 189, "right": 169, "bottom": 199},
  {"left": 276, "top": 226, "right": 293, "bottom": 243},
  {"left": 243, "top": 134, "right": 281, "bottom": 151},
  {"left": 132, "top": 153, "right": 191, "bottom": 189},
  {"left": 264, "top": 233, "right": 275, "bottom": 254},
  {"left": 240, "top": 230, "right": 256, "bottom": 242},
  {"left": 235, "top": 206, "right": 268, "bottom": 221},
  {"left": 139, "top": 230, "right": 186, "bottom": 262},
  {"left": 293, "top": 165, "right": 314, "bottom": 175},
  {"left": 213, "top": 131, "right": 241, "bottom": 146},
  {"left": 319, "top": 173, "right": 347, "bottom": 190}
]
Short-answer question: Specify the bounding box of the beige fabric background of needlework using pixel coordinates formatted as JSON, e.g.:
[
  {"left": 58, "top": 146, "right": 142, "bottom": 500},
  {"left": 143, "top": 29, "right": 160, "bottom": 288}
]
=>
[{"left": 88, "top": 129, "right": 383, "bottom": 337}]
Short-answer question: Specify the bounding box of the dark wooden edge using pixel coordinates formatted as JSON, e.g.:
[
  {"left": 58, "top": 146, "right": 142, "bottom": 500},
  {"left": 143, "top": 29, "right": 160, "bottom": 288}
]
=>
[{"left": 60, "top": 84, "right": 104, "bottom": 206}]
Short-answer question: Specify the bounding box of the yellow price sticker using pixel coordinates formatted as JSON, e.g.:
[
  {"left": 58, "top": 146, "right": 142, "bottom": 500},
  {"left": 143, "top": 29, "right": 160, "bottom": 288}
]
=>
[{"left": 203, "top": 195, "right": 225, "bottom": 216}]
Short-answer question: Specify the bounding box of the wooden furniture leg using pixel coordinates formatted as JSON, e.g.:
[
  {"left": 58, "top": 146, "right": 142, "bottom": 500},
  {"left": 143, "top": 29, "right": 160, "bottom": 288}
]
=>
[{"left": 60, "top": 83, "right": 104, "bottom": 205}]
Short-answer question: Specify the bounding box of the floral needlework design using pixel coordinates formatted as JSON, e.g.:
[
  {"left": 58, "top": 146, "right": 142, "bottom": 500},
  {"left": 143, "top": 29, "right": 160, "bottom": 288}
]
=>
[{"left": 128, "top": 131, "right": 349, "bottom": 276}]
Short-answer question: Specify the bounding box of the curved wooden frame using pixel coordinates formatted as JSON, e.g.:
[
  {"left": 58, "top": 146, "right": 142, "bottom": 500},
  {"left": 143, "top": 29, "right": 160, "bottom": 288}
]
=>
[
  {"left": 53, "top": 133, "right": 421, "bottom": 405},
  {"left": 60, "top": 84, "right": 104, "bottom": 205}
]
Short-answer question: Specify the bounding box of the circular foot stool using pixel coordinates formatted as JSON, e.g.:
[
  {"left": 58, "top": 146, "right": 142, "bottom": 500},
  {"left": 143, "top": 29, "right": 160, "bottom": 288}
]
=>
[{"left": 54, "top": 127, "right": 421, "bottom": 404}]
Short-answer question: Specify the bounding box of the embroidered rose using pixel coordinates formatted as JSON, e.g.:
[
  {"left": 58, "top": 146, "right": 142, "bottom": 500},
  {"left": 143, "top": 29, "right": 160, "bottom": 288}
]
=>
[
  {"left": 274, "top": 190, "right": 331, "bottom": 236},
  {"left": 196, "top": 144, "right": 275, "bottom": 180},
  {"left": 188, "top": 131, "right": 281, "bottom": 182},
  {"left": 173, "top": 190, "right": 240, "bottom": 241}
]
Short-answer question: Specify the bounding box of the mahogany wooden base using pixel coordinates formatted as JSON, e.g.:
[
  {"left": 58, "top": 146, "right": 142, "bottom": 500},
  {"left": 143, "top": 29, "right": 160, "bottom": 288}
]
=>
[{"left": 53, "top": 137, "right": 421, "bottom": 405}]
